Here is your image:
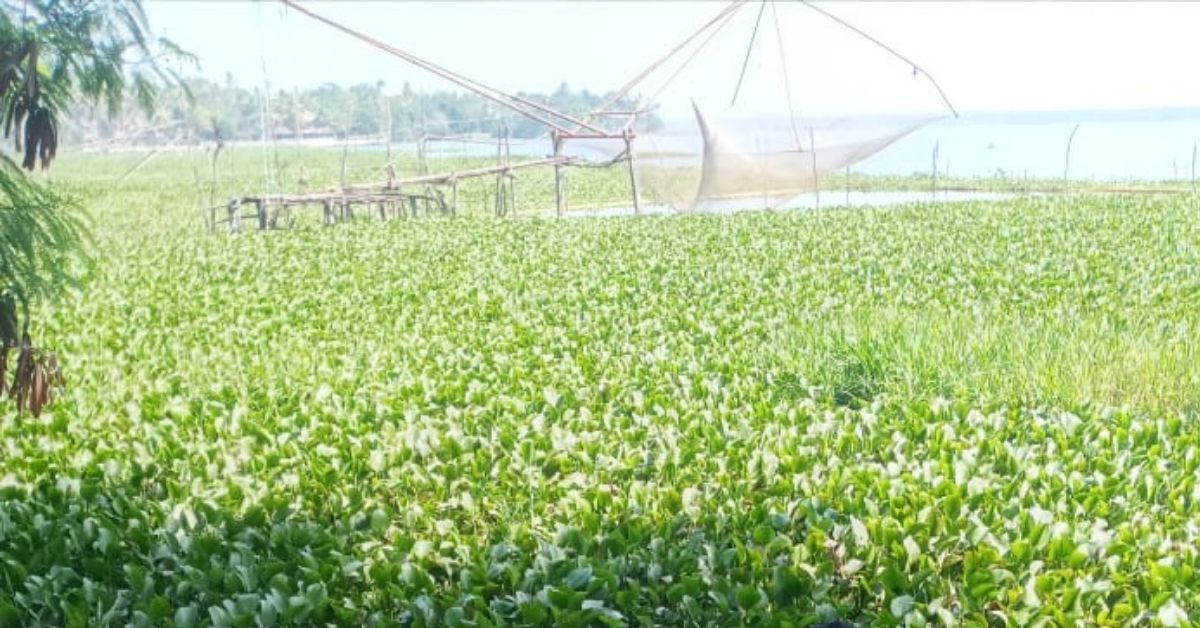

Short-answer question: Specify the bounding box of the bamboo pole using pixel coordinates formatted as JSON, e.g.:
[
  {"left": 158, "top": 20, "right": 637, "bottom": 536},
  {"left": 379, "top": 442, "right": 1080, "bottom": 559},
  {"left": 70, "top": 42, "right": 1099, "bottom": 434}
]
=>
[
  {"left": 397, "top": 156, "right": 567, "bottom": 187},
  {"left": 845, "top": 165, "right": 850, "bottom": 207},
  {"left": 625, "top": 131, "right": 640, "bottom": 215},
  {"left": 931, "top": 141, "right": 939, "bottom": 201},
  {"left": 809, "top": 128, "right": 819, "bottom": 210},
  {"left": 417, "top": 134, "right": 428, "bottom": 176},
  {"left": 553, "top": 131, "right": 566, "bottom": 218},
  {"left": 1191, "top": 142, "right": 1196, "bottom": 195},
  {"left": 505, "top": 125, "right": 516, "bottom": 218},
  {"left": 494, "top": 127, "right": 505, "bottom": 217},
  {"left": 383, "top": 97, "right": 392, "bottom": 163},
  {"left": 1063, "top": 122, "right": 1080, "bottom": 189},
  {"left": 228, "top": 199, "right": 241, "bottom": 233}
]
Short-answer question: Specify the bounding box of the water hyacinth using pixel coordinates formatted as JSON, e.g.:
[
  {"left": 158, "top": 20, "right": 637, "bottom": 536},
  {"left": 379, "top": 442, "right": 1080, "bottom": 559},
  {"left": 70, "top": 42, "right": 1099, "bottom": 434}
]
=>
[{"left": 0, "top": 152, "right": 1196, "bottom": 624}]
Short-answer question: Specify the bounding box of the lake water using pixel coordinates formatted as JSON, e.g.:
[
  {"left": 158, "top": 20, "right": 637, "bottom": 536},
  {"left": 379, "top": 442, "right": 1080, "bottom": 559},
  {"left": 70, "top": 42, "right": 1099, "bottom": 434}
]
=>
[
  {"left": 566, "top": 190, "right": 1015, "bottom": 218},
  {"left": 862, "top": 112, "right": 1200, "bottom": 182},
  {"left": 407, "top": 109, "right": 1200, "bottom": 183}
]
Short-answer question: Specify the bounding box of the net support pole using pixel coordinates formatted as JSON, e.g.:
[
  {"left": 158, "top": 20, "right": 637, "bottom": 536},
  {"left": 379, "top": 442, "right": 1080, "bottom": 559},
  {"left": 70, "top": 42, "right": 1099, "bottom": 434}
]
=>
[
  {"left": 228, "top": 198, "right": 241, "bottom": 233},
  {"left": 625, "top": 130, "right": 640, "bottom": 215},
  {"left": 809, "top": 128, "right": 819, "bottom": 210},
  {"left": 553, "top": 131, "right": 566, "bottom": 218}
]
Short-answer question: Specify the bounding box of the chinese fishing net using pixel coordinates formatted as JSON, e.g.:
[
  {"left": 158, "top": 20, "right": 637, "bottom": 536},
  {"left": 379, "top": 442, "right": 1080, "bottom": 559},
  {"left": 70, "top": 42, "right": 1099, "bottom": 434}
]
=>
[{"left": 560, "top": 1, "right": 954, "bottom": 212}]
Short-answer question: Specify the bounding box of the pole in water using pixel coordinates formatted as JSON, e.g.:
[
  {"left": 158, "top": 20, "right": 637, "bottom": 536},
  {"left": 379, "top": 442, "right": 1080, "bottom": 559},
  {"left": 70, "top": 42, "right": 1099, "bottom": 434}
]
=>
[
  {"left": 505, "top": 125, "right": 516, "bottom": 218},
  {"left": 845, "top": 165, "right": 850, "bottom": 207},
  {"left": 494, "top": 125, "right": 505, "bottom": 217},
  {"left": 1191, "top": 142, "right": 1196, "bottom": 195},
  {"left": 1063, "top": 122, "right": 1080, "bottom": 190},
  {"left": 809, "top": 127, "right": 819, "bottom": 210},
  {"left": 553, "top": 131, "right": 565, "bottom": 218},
  {"left": 625, "top": 130, "right": 641, "bottom": 215},
  {"left": 931, "top": 141, "right": 939, "bottom": 202}
]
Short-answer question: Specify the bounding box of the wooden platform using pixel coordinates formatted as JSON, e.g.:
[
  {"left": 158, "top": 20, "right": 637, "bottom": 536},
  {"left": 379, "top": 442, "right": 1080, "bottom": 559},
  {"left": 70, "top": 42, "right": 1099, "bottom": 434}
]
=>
[{"left": 213, "top": 156, "right": 576, "bottom": 232}]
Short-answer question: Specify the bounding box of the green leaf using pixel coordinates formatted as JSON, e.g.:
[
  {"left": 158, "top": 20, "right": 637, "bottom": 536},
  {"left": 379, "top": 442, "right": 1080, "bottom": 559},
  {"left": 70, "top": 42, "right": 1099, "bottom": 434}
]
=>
[
  {"left": 174, "top": 605, "right": 198, "bottom": 628},
  {"left": 736, "top": 586, "right": 764, "bottom": 610},
  {"left": 890, "top": 595, "right": 915, "bottom": 618},
  {"left": 565, "top": 566, "right": 593, "bottom": 590}
]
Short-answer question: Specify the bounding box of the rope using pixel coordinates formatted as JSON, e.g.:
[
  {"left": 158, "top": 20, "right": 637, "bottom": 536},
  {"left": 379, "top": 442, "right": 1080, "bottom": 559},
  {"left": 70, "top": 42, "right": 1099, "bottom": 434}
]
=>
[
  {"left": 771, "top": 1, "right": 804, "bottom": 151},
  {"left": 256, "top": 2, "right": 278, "bottom": 200},
  {"left": 589, "top": 1, "right": 749, "bottom": 129},
  {"left": 279, "top": 0, "right": 606, "bottom": 134},
  {"left": 730, "top": 0, "right": 768, "bottom": 107},
  {"left": 796, "top": 0, "right": 959, "bottom": 117},
  {"left": 645, "top": 6, "right": 742, "bottom": 110}
]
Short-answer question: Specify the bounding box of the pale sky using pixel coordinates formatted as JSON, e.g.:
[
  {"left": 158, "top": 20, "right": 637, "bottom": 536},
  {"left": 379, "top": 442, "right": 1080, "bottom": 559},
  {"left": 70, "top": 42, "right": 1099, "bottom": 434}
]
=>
[{"left": 144, "top": 2, "right": 1200, "bottom": 116}]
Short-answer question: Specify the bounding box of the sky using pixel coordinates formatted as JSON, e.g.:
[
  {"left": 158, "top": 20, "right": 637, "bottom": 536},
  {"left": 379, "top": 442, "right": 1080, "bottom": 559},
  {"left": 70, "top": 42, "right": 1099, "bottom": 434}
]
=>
[{"left": 143, "top": 2, "right": 1200, "bottom": 117}]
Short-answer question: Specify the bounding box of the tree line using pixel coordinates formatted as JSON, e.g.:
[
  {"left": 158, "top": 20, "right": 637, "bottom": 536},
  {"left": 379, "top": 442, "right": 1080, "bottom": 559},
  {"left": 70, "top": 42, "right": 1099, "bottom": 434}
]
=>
[{"left": 64, "top": 77, "right": 659, "bottom": 147}]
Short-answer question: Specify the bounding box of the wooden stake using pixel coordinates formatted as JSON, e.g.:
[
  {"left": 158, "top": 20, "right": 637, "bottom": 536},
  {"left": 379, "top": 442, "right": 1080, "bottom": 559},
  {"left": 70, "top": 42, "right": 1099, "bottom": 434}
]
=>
[
  {"left": 553, "top": 131, "right": 565, "bottom": 218},
  {"left": 340, "top": 139, "right": 350, "bottom": 190},
  {"left": 1064, "top": 122, "right": 1080, "bottom": 189},
  {"left": 844, "top": 165, "right": 850, "bottom": 207},
  {"left": 417, "top": 134, "right": 428, "bottom": 176},
  {"left": 809, "top": 128, "right": 819, "bottom": 210},
  {"left": 494, "top": 126, "right": 505, "bottom": 217},
  {"left": 505, "top": 125, "right": 516, "bottom": 218},
  {"left": 383, "top": 97, "right": 392, "bottom": 163},
  {"left": 228, "top": 198, "right": 241, "bottom": 233},
  {"left": 931, "top": 141, "right": 939, "bottom": 201},
  {"left": 625, "top": 131, "right": 640, "bottom": 215},
  {"left": 1191, "top": 142, "right": 1196, "bottom": 195}
]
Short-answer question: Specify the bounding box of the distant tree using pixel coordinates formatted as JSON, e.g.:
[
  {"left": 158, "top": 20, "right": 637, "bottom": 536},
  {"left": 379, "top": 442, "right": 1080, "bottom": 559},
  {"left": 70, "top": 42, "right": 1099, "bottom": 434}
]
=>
[
  {"left": 63, "top": 79, "right": 661, "bottom": 145},
  {"left": 0, "top": 0, "right": 186, "bottom": 414}
]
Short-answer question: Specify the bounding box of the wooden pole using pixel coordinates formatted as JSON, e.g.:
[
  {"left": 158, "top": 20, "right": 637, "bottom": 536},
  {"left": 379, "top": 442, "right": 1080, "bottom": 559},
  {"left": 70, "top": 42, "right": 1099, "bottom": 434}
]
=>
[
  {"left": 256, "top": 200, "right": 267, "bottom": 230},
  {"left": 418, "top": 134, "right": 428, "bottom": 175},
  {"left": 505, "top": 125, "right": 516, "bottom": 218},
  {"left": 1064, "top": 122, "right": 1080, "bottom": 190},
  {"left": 844, "top": 165, "right": 850, "bottom": 207},
  {"left": 931, "top": 141, "right": 939, "bottom": 201},
  {"left": 336, "top": 155, "right": 568, "bottom": 191},
  {"left": 553, "top": 131, "right": 565, "bottom": 218},
  {"left": 494, "top": 126, "right": 505, "bottom": 217},
  {"left": 1192, "top": 142, "right": 1196, "bottom": 195},
  {"left": 625, "top": 130, "right": 640, "bottom": 215},
  {"left": 383, "top": 97, "right": 392, "bottom": 164},
  {"left": 809, "top": 127, "right": 819, "bottom": 211},
  {"left": 228, "top": 199, "right": 241, "bottom": 233}
]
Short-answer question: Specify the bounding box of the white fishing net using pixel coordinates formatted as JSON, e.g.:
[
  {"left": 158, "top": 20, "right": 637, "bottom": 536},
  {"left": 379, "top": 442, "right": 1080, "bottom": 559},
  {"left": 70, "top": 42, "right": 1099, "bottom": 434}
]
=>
[{"left": 560, "top": 1, "right": 951, "bottom": 211}]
